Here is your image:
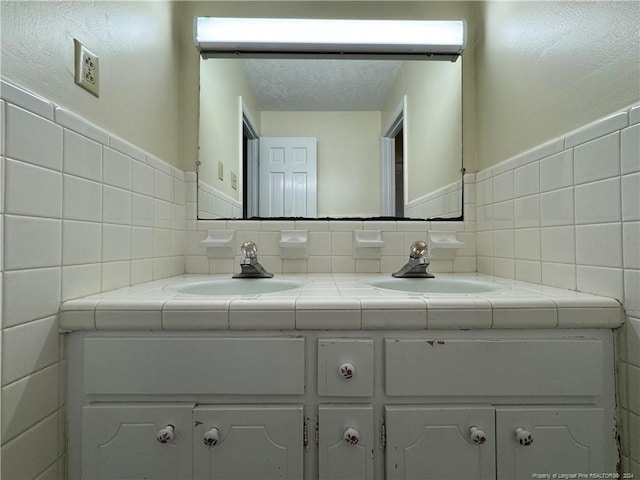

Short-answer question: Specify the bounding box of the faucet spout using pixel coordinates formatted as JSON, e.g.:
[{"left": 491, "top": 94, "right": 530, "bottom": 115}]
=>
[
  {"left": 232, "top": 241, "right": 274, "bottom": 278},
  {"left": 392, "top": 240, "right": 435, "bottom": 278}
]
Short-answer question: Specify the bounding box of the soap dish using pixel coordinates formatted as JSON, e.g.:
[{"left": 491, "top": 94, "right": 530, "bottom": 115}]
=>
[
  {"left": 280, "top": 230, "right": 308, "bottom": 259},
  {"left": 354, "top": 230, "right": 385, "bottom": 259},
  {"left": 200, "top": 230, "right": 235, "bottom": 258},
  {"left": 427, "top": 230, "right": 464, "bottom": 260}
]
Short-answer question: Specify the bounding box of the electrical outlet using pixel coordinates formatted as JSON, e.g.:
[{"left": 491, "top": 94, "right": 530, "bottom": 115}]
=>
[
  {"left": 218, "top": 161, "right": 224, "bottom": 181},
  {"left": 74, "top": 39, "right": 99, "bottom": 97}
]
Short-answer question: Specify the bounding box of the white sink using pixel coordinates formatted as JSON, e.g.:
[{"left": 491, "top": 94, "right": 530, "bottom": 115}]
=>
[
  {"left": 171, "top": 278, "right": 305, "bottom": 296},
  {"left": 364, "top": 277, "right": 509, "bottom": 294}
]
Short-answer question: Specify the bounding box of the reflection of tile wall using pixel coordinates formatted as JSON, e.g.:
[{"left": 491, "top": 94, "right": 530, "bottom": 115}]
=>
[
  {"left": 405, "top": 176, "right": 466, "bottom": 220},
  {"left": 185, "top": 179, "right": 477, "bottom": 275},
  {"left": 475, "top": 103, "right": 640, "bottom": 475},
  {"left": 195, "top": 174, "right": 242, "bottom": 219},
  {"left": 0, "top": 80, "right": 186, "bottom": 479}
]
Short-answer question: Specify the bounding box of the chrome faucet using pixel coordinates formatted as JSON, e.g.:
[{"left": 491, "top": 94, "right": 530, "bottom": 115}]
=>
[
  {"left": 232, "top": 241, "right": 274, "bottom": 278},
  {"left": 392, "top": 240, "right": 435, "bottom": 278}
]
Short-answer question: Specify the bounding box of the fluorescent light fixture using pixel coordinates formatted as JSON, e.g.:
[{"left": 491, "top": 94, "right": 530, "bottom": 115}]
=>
[{"left": 195, "top": 17, "right": 465, "bottom": 60}]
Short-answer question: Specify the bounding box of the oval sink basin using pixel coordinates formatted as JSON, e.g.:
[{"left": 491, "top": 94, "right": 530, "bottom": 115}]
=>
[
  {"left": 171, "top": 278, "right": 304, "bottom": 296},
  {"left": 364, "top": 277, "right": 508, "bottom": 295}
]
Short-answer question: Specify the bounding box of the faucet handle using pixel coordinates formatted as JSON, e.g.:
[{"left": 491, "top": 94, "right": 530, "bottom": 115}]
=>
[
  {"left": 241, "top": 240, "right": 258, "bottom": 259},
  {"left": 409, "top": 240, "right": 428, "bottom": 259}
]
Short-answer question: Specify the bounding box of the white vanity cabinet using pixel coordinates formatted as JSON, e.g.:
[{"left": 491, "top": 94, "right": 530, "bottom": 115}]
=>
[
  {"left": 385, "top": 406, "right": 496, "bottom": 480},
  {"left": 318, "top": 405, "right": 375, "bottom": 480},
  {"left": 81, "top": 403, "right": 194, "bottom": 480},
  {"left": 67, "top": 329, "right": 617, "bottom": 480},
  {"left": 193, "top": 405, "right": 304, "bottom": 479},
  {"left": 385, "top": 406, "right": 604, "bottom": 480}
]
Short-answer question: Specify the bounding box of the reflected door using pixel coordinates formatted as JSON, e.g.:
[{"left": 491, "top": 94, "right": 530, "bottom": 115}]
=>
[{"left": 259, "top": 137, "right": 317, "bottom": 217}]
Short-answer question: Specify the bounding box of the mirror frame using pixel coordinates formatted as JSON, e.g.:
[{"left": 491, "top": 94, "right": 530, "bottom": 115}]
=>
[{"left": 195, "top": 17, "right": 466, "bottom": 222}]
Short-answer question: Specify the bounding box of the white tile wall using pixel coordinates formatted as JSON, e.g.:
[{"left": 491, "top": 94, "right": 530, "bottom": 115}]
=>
[
  {"left": 475, "top": 102, "right": 640, "bottom": 475},
  {"left": 0, "top": 79, "right": 186, "bottom": 479},
  {"left": 1, "top": 78, "right": 635, "bottom": 478},
  {"left": 186, "top": 175, "right": 476, "bottom": 275}
]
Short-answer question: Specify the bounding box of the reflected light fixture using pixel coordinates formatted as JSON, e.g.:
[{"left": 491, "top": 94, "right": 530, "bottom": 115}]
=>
[{"left": 195, "top": 17, "right": 465, "bottom": 61}]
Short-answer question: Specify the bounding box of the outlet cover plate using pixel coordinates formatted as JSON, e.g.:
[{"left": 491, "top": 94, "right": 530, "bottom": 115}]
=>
[{"left": 74, "top": 39, "right": 99, "bottom": 97}]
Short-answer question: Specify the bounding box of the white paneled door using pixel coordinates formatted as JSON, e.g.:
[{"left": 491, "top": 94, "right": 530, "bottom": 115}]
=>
[
  {"left": 496, "top": 407, "right": 604, "bottom": 479},
  {"left": 259, "top": 137, "right": 317, "bottom": 217},
  {"left": 82, "top": 403, "right": 194, "bottom": 480},
  {"left": 385, "top": 405, "right": 496, "bottom": 480},
  {"left": 193, "top": 405, "right": 304, "bottom": 479},
  {"left": 318, "top": 405, "right": 374, "bottom": 480}
]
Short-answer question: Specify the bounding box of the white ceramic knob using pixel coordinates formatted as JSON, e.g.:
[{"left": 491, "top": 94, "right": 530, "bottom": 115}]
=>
[
  {"left": 343, "top": 427, "right": 360, "bottom": 445},
  {"left": 469, "top": 426, "right": 487, "bottom": 445},
  {"left": 156, "top": 425, "right": 174, "bottom": 444},
  {"left": 339, "top": 363, "right": 355, "bottom": 379},
  {"left": 514, "top": 427, "right": 533, "bottom": 446},
  {"left": 203, "top": 427, "right": 220, "bottom": 447}
]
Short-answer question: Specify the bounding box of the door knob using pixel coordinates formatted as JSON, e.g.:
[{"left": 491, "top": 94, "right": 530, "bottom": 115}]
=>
[
  {"left": 514, "top": 427, "right": 533, "bottom": 446},
  {"left": 469, "top": 426, "right": 487, "bottom": 445},
  {"left": 343, "top": 427, "right": 360, "bottom": 445},
  {"left": 339, "top": 363, "right": 355, "bottom": 379},
  {"left": 156, "top": 425, "right": 175, "bottom": 444},
  {"left": 203, "top": 427, "right": 220, "bottom": 447}
]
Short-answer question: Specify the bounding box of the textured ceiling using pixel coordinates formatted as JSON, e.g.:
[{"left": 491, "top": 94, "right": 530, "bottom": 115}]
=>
[{"left": 242, "top": 59, "right": 404, "bottom": 111}]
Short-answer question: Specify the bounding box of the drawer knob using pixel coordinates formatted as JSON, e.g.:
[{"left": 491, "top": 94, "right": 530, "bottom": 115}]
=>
[
  {"left": 203, "top": 427, "right": 220, "bottom": 447},
  {"left": 339, "top": 363, "right": 355, "bottom": 379},
  {"left": 343, "top": 427, "right": 360, "bottom": 445},
  {"left": 156, "top": 425, "right": 175, "bottom": 444},
  {"left": 469, "top": 426, "right": 487, "bottom": 445},
  {"left": 514, "top": 427, "right": 533, "bottom": 446}
]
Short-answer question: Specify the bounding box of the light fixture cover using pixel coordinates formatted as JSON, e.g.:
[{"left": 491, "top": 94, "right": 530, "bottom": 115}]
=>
[{"left": 195, "top": 17, "right": 465, "bottom": 60}]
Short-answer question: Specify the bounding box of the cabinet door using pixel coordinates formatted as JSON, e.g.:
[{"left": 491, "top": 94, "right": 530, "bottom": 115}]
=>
[
  {"left": 82, "top": 403, "right": 194, "bottom": 480},
  {"left": 318, "top": 405, "right": 374, "bottom": 480},
  {"left": 385, "top": 406, "right": 496, "bottom": 480},
  {"left": 496, "top": 407, "right": 604, "bottom": 480},
  {"left": 193, "top": 405, "right": 304, "bottom": 480}
]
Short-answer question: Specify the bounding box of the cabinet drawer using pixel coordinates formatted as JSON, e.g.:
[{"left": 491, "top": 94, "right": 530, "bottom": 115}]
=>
[
  {"left": 83, "top": 337, "right": 305, "bottom": 395},
  {"left": 385, "top": 338, "right": 602, "bottom": 397},
  {"left": 318, "top": 339, "right": 373, "bottom": 397}
]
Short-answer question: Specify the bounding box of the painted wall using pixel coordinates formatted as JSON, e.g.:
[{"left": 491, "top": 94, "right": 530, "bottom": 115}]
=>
[
  {"left": 475, "top": 1, "right": 640, "bottom": 171},
  {"left": 0, "top": 1, "right": 182, "bottom": 168},
  {"left": 383, "top": 60, "right": 462, "bottom": 204},
  {"left": 199, "top": 58, "right": 260, "bottom": 201},
  {"left": 261, "top": 111, "right": 381, "bottom": 217}
]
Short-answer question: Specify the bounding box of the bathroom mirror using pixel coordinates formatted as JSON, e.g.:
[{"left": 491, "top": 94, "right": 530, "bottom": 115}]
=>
[{"left": 197, "top": 56, "right": 462, "bottom": 220}]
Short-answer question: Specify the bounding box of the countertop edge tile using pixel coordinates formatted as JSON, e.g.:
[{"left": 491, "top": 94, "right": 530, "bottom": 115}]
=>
[
  {"left": 95, "top": 310, "right": 162, "bottom": 330},
  {"left": 161, "top": 309, "right": 229, "bottom": 331},
  {"left": 57, "top": 274, "right": 625, "bottom": 331},
  {"left": 362, "top": 309, "right": 426, "bottom": 329},
  {"left": 229, "top": 310, "right": 296, "bottom": 330},
  {"left": 59, "top": 309, "right": 96, "bottom": 331},
  {"left": 557, "top": 307, "right": 625, "bottom": 329}
]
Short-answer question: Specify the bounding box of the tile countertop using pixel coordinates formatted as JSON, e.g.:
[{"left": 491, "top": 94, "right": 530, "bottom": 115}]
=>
[{"left": 59, "top": 273, "right": 624, "bottom": 332}]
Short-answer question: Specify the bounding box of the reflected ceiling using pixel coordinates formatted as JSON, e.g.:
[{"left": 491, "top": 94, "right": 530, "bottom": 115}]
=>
[{"left": 242, "top": 59, "right": 404, "bottom": 111}]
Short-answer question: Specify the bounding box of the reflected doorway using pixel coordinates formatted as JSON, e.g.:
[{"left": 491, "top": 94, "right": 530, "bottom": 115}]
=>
[{"left": 394, "top": 129, "right": 404, "bottom": 217}]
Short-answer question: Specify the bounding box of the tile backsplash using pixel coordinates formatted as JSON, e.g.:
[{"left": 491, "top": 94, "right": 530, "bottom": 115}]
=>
[
  {"left": 0, "top": 79, "right": 186, "bottom": 479},
  {"left": 186, "top": 173, "right": 477, "bottom": 276},
  {"left": 474, "top": 103, "right": 640, "bottom": 474},
  {"left": 1, "top": 77, "right": 638, "bottom": 478}
]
